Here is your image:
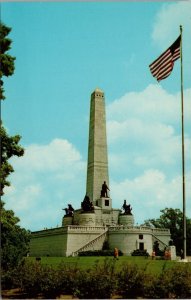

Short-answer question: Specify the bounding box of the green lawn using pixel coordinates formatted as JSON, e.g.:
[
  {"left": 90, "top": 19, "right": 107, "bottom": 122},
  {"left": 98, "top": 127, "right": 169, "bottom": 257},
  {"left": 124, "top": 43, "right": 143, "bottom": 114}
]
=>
[{"left": 27, "top": 256, "right": 179, "bottom": 274}]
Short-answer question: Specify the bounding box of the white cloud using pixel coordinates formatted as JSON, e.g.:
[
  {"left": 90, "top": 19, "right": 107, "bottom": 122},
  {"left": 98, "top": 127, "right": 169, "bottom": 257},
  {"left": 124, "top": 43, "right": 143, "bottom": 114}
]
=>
[
  {"left": 107, "top": 85, "right": 191, "bottom": 178},
  {"left": 107, "top": 84, "right": 191, "bottom": 222},
  {"left": 4, "top": 138, "right": 86, "bottom": 230},
  {"left": 107, "top": 84, "right": 191, "bottom": 124},
  {"left": 152, "top": 1, "right": 191, "bottom": 47},
  {"left": 11, "top": 139, "right": 82, "bottom": 172},
  {"left": 151, "top": 1, "right": 191, "bottom": 84},
  {"left": 111, "top": 169, "right": 191, "bottom": 224}
]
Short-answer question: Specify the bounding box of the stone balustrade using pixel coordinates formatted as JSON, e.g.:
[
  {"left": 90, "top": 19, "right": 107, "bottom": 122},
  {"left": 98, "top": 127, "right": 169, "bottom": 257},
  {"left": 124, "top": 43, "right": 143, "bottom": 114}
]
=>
[
  {"left": 67, "top": 225, "right": 107, "bottom": 232},
  {"left": 109, "top": 225, "right": 170, "bottom": 234},
  {"left": 72, "top": 228, "right": 108, "bottom": 256}
]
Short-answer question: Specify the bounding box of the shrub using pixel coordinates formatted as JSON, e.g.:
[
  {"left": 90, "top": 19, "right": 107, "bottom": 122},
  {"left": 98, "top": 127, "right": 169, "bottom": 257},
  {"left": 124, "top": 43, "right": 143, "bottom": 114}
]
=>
[
  {"left": 13, "top": 260, "right": 43, "bottom": 297},
  {"left": 1, "top": 268, "right": 16, "bottom": 290},
  {"left": 2, "top": 257, "right": 191, "bottom": 299},
  {"left": 102, "top": 240, "right": 110, "bottom": 250},
  {"left": 116, "top": 263, "right": 145, "bottom": 298},
  {"left": 74, "top": 258, "right": 117, "bottom": 299},
  {"left": 131, "top": 249, "right": 149, "bottom": 257},
  {"left": 56, "top": 262, "right": 79, "bottom": 296},
  {"left": 78, "top": 249, "right": 123, "bottom": 256},
  {"left": 19, "top": 260, "right": 81, "bottom": 298},
  {"left": 155, "top": 264, "right": 191, "bottom": 299}
]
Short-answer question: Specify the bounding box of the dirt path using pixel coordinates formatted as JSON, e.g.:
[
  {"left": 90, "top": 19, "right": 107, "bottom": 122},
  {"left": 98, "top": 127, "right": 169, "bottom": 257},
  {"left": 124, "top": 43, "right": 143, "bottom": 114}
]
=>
[{"left": 1, "top": 289, "right": 77, "bottom": 299}]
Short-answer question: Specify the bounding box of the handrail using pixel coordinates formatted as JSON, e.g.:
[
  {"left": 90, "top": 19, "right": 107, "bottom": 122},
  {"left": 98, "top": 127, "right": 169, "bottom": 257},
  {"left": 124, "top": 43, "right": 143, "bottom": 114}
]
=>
[
  {"left": 151, "top": 233, "right": 168, "bottom": 247},
  {"left": 72, "top": 228, "right": 108, "bottom": 256}
]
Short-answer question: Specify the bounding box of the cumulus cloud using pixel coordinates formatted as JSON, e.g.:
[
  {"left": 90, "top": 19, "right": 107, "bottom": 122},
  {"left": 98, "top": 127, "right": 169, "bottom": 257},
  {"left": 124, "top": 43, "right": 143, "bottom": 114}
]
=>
[
  {"left": 107, "top": 84, "right": 191, "bottom": 222},
  {"left": 151, "top": 1, "right": 191, "bottom": 84},
  {"left": 4, "top": 139, "right": 86, "bottom": 230},
  {"left": 152, "top": 1, "right": 191, "bottom": 47},
  {"left": 107, "top": 85, "right": 191, "bottom": 178},
  {"left": 107, "top": 84, "right": 191, "bottom": 124},
  {"left": 111, "top": 169, "right": 191, "bottom": 224},
  {"left": 12, "top": 139, "right": 82, "bottom": 172}
]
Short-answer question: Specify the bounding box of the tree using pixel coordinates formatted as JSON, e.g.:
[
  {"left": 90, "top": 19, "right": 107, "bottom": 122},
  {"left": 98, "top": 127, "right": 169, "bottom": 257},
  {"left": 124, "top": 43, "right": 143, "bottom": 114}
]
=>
[
  {"left": 0, "top": 22, "right": 24, "bottom": 195},
  {"left": 0, "top": 124, "right": 24, "bottom": 195},
  {"left": 0, "top": 22, "right": 15, "bottom": 100},
  {"left": 0, "top": 22, "right": 29, "bottom": 270},
  {"left": 1, "top": 200, "right": 30, "bottom": 270},
  {"left": 144, "top": 208, "right": 191, "bottom": 255}
]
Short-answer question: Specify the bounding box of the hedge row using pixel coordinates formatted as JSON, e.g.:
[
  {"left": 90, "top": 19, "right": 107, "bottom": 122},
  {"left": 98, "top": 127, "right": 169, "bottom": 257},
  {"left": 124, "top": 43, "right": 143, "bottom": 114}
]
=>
[
  {"left": 131, "top": 249, "right": 149, "bottom": 257},
  {"left": 2, "top": 258, "right": 191, "bottom": 299},
  {"left": 78, "top": 249, "right": 123, "bottom": 256}
]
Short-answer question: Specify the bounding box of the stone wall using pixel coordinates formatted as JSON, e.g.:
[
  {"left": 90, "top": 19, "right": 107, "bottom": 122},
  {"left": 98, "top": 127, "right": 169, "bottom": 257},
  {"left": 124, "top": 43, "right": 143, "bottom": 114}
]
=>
[
  {"left": 108, "top": 227, "right": 151, "bottom": 255},
  {"left": 30, "top": 227, "right": 68, "bottom": 257},
  {"left": 66, "top": 225, "right": 106, "bottom": 256},
  {"left": 30, "top": 225, "right": 106, "bottom": 257},
  {"left": 151, "top": 228, "right": 171, "bottom": 248},
  {"left": 30, "top": 225, "right": 171, "bottom": 257},
  {"left": 108, "top": 226, "right": 171, "bottom": 255}
]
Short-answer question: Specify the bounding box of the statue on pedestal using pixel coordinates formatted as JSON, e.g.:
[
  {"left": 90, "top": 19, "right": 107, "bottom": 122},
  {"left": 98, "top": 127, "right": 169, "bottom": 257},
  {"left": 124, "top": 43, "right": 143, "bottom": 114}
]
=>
[
  {"left": 121, "top": 200, "right": 132, "bottom": 215},
  {"left": 100, "top": 181, "right": 110, "bottom": 198},
  {"left": 81, "top": 195, "right": 94, "bottom": 212},
  {"left": 63, "top": 204, "right": 74, "bottom": 217}
]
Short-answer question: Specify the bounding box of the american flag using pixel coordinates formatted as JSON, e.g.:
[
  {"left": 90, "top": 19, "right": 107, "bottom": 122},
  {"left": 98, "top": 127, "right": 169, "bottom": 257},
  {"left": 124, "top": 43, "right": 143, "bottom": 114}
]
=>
[{"left": 149, "top": 35, "right": 181, "bottom": 81}]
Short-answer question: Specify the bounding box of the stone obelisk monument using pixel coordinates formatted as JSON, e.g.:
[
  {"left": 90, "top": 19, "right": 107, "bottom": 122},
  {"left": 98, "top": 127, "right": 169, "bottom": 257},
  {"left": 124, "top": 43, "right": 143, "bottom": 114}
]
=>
[{"left": 86, "top": 88, "right": 109, "bottom": 205}]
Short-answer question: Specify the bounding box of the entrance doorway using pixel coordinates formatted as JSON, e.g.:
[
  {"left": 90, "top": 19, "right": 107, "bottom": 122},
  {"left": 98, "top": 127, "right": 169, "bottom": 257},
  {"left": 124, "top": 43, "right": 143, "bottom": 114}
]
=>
[{"left": 139, "top": 242, "right": 144, "bottom": 251}]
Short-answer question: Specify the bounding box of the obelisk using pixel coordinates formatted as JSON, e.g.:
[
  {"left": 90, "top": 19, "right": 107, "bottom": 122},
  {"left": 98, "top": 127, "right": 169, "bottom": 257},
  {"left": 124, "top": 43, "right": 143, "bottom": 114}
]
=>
[{"left": 86, "top": 88, "right": 109, "bottom": 205}]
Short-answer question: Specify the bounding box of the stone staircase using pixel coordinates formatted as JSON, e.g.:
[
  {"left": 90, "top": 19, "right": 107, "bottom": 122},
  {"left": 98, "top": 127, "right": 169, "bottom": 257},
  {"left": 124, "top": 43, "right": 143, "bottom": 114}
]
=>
[
  {"left": 72, "top": 228, "right": 108, "bottom": 256},
  {"left": 151, "top": 233, "right": 168, "bottom": 249}
]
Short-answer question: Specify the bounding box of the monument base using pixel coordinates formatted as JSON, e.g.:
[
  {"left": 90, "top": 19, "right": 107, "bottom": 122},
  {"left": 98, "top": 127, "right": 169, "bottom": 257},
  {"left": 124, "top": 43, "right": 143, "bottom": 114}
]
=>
[
  {"left": 96, "top": 197, "right": 112, "bottom": 210},
  {"left": 119, "top": 214, "right": 134, "bottom": 227},
  {"left": 62, "top": 216, "right": 73, "bottom": 226},
  {"left": 79, "top": 212, "right": 95, "bottom": 226}
]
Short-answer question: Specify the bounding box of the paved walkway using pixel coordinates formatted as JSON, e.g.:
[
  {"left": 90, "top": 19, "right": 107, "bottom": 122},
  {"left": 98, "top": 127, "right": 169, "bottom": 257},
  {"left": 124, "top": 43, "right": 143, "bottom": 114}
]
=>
[{"left": 177, "top": 256, "right": 191, "bottom": 262}]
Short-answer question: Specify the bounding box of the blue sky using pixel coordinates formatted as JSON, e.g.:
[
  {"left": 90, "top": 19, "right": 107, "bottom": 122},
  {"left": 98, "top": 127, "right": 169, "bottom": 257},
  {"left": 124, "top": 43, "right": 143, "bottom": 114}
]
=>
[{"left": 2, "top": 1, "right": 191, "bottom": 231}]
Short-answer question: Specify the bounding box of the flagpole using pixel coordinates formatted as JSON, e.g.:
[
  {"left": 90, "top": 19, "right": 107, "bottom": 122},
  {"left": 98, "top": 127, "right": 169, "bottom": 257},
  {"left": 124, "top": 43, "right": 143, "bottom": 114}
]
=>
[{"left": 180, "top": 25, "right": 186, "bottom": 260}]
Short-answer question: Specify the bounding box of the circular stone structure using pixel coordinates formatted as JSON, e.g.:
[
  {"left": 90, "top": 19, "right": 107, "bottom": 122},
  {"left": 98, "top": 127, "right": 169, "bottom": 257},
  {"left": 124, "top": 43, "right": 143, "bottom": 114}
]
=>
[
  {"left": 62, "top": 216, "right": 73, "bottom": 226},
  {"left": 79, "top": 212, "right": 96, "bottom": 226},
  {"left": 119, "top": 214, "right": 134, "bottom": 227}
]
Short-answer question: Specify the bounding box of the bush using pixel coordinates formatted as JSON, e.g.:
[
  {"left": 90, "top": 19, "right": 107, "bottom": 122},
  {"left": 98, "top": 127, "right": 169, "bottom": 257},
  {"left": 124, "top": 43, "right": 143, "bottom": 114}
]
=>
[
  {"left": 2, "top": 257, "right": 191, "bottom": 299},
  {"left": 78, "top": 249, "right": 123, "bottom": 256},
  {"left": 116, "top": 263, "right": 145, "bottom": 298},
  {"left": 1, "top": 268, "right": 16, "bottom": 290},
  {"left": 155, "top": 249, "right": 165, "bottom": 256},
  {"left": 21, "top": 260, "right": 81, "bottom": 298},
  {"left": 74, "top": 258, "right": 117, "bottom": 299},
  {"left": 155, "top": 264, "right": 191, "bottom": 299},
  {"left": 74, "top": 270, "right": 115, "bottom": 299},
  {"left": 102, "top": 240, "right": 110, "bottom": 250},
  {"left": 131, "top": 249, "right": 149, "bottom": 257}
]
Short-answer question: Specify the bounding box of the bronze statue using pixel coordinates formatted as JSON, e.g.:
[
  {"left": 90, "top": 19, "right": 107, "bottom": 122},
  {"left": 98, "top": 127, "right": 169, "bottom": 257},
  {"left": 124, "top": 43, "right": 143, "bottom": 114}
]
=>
[
  {"left": 81, "top": 195, "right": 94, "bottom": 212},
  {"left": 100, "top": 181, "right": 110, "bottom": 198},
  {"left": 63, "top": 204, "right": 74, "bottom": 217},
  {"left": 122, "top": 200, "right": 132, "bottom": 215}
]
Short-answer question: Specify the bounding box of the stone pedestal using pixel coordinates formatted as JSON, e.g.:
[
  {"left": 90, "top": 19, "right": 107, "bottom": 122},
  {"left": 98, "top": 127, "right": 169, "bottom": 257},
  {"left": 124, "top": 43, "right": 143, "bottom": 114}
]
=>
[
  {"left": 97, "top": 197, "right": 112, "bottom": 210},
  {"left": 169, "top": 245, "right": 176, "bottom": 260},
  {"left": 119, "top": 214, "right": 134, "bottom": 227},
  {"left": 79, "top": 212, "right": 96, "bottom": 226},
  {"left": 62, "top": 216, "right": 73, "bottom": 226}
]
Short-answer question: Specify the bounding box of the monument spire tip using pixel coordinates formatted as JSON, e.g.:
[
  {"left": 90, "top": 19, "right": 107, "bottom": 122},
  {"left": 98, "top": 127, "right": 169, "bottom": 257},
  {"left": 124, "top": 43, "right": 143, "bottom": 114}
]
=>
[{"left": 94, "top": 87, "right": 104, "bottom": 93}]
